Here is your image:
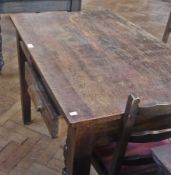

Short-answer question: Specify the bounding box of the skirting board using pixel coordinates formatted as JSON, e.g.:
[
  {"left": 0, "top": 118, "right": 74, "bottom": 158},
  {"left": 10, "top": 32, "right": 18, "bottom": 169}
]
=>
[{"left": 0, "top": 0, "right": 81, "bottom": 13}]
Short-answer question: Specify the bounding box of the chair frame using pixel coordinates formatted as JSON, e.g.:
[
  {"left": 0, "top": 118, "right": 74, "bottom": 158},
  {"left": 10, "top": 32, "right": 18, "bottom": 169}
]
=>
[
  {"left": 92, "top": 94, "right": 171, "bottom": 175},
  {"left": 163, "top": 11, "right": 171, "bottom": 43}
]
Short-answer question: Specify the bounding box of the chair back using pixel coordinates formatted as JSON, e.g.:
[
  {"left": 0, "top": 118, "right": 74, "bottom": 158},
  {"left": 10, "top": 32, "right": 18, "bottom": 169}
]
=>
[{"left": 109, "top": 94, "right": 171, "bottom": 175}]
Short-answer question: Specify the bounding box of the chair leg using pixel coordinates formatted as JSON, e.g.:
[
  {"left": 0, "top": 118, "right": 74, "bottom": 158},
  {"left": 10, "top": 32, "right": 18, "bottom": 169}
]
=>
[
  {"left": 0, "top": 57, "right": 4, "bottom": 72},
  {"left": 156, "top": 167, "right": 165, "bottom": 175},
  {"left": 0, "top": 15, "right": 4, "bottom": 72},
  {"left": 163, "top": 11, "right": 171, "bottom": 43}
]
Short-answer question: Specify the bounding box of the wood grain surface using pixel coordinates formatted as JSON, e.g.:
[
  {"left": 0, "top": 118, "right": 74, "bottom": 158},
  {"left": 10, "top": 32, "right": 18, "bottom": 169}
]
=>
[{"left": 11, "top": 9, "right": 171, "bottom": 125}]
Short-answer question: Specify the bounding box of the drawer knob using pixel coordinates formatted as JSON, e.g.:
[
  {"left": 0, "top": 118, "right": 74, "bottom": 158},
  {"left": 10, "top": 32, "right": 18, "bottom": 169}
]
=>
[
  {"left": 28, "top": 85, "right": 44, "bottom": 112},
  {"left": 36, "top": 103, "right": 43, "bottom": 112}
]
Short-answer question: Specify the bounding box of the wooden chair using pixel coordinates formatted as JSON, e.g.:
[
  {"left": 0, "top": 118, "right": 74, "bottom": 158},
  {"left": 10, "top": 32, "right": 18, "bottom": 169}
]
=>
[
  {"left": 0, "top": 0, "right": 81, "bottom": 71},
  {"left": 92, "top": 94, "right": 171, "bottom": 175},
  {"left": 163, "top": 11, "right": 171, "bottom": 43}
]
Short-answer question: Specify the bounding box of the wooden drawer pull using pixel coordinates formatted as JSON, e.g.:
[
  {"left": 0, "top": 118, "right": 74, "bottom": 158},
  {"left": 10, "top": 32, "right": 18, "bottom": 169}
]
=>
[{"left": 28, "top": 84, "right": 43, "bottom": 112}]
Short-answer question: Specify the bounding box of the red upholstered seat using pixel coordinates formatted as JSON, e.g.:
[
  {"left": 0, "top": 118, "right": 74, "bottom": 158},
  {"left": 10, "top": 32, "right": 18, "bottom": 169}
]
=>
[{"left": 94, "top": 139, "right": 170, "bottom": 173}]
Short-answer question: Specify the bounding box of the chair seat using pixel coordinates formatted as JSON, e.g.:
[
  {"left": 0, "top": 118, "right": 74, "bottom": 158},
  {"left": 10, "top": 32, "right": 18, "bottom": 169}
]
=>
[{"left": 93, "top": 139, "right": 170, "bottom": 174}]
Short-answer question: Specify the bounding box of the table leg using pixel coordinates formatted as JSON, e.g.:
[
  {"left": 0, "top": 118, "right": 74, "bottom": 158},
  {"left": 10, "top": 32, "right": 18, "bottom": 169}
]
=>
[
  {"left": 63, "top": 125, "right": 94, "bottom": 175},
  {"left": 0, "top": 15, "right": 4, "bottom": 71},
  {"left": 62, "top": 141, "right": 68, "bottom": 175},
  {"left": 17, "top": 36, "right": 31, "bottom": 124}
]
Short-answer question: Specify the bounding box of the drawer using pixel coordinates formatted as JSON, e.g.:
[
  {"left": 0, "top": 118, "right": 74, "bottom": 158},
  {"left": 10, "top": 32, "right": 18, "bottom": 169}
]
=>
[{"left": 25, "top": 62, "right": 67, "bottom": 138}]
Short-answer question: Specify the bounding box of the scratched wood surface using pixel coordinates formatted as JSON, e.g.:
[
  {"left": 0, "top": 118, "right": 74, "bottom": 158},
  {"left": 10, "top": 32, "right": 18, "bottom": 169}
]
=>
[{"left": 11, "top": 9, "right": 171, "bottom": 125}]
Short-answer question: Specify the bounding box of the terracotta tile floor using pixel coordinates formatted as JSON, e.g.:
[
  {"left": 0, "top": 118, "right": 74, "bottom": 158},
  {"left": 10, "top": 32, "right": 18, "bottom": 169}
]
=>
[{"left": 0, "top": 0, "right": 170, "bottom": 174}]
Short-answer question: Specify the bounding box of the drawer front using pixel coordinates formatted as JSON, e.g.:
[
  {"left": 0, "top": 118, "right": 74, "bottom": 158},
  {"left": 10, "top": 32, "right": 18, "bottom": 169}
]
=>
[{"left": 25, "top": 62, "right": 65, "bottom": 138}]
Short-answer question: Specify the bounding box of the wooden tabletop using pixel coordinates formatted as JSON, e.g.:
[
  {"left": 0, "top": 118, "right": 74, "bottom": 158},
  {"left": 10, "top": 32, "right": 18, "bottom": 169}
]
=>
[{"left": 11, "top": 9, "right": 171, "bottom": 125}]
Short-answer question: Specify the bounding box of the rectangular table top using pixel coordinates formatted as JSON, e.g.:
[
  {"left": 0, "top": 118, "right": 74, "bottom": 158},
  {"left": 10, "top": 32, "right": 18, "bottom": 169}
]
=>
[{"left": 11, "top": 9, "right": 171, "bottom": 125}]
